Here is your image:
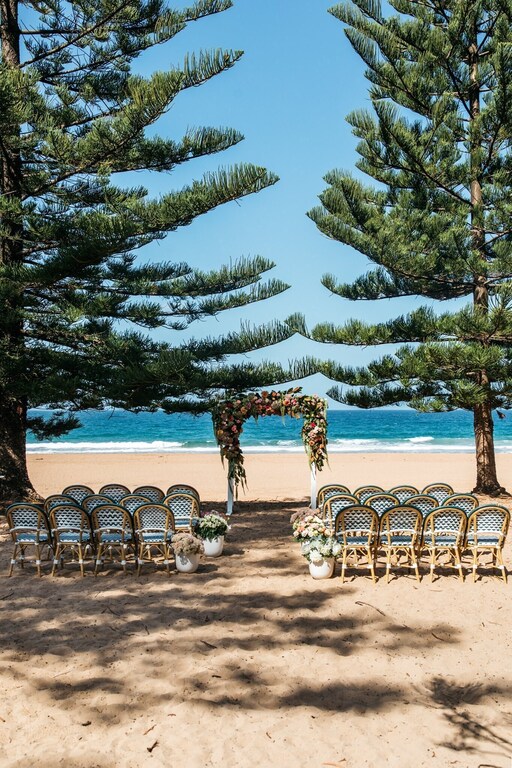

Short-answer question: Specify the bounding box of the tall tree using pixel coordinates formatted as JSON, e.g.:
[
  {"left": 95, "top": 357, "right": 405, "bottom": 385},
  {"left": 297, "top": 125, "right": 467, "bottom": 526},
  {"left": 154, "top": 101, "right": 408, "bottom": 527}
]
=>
[
  {"left": 0, "top": 0, "right": 292, "bottom": 502},
  {"left": 304, "top": 0, "right": 512, "bottom": 495}
]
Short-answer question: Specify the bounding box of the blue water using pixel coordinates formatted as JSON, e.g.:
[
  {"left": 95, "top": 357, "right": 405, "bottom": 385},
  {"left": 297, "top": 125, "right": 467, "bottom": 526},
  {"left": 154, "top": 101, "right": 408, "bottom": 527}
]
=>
[{"left": 26, "top": 407, "right": 512, "bottom": 454}]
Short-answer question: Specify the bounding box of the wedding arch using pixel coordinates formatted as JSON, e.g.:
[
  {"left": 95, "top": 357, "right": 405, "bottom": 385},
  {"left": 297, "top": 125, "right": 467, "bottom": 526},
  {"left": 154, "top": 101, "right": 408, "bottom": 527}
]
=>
[{"left": 212, "top": 387, "right": 328, "bottom": 514}]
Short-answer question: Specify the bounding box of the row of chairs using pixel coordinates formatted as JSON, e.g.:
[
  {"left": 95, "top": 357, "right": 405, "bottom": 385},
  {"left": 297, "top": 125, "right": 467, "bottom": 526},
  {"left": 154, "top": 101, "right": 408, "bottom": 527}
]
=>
[
  {"left": 330, "top": 503, "right": 509, "bottom": 583},
  {"left": 5, "top": 483, "right": 201, "bottom": 577},
  {"left": 318, "top": 482, "right": 460, "bottom": 507}
]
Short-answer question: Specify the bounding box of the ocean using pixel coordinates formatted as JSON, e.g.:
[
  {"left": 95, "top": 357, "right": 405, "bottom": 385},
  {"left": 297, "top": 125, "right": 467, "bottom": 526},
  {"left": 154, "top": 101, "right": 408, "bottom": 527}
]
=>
[{"left": 26, "top": 407, "right": 512, "bottom": 454}]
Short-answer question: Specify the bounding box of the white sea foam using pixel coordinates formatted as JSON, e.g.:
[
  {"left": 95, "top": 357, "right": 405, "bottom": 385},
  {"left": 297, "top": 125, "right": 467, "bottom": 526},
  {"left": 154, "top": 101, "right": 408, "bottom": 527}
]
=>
[
  {"left": 26, "top": 440, "right": 185, "bottom": 454},
  {"left": 408, "top": 436, "right": 434, "bottom": 443}
]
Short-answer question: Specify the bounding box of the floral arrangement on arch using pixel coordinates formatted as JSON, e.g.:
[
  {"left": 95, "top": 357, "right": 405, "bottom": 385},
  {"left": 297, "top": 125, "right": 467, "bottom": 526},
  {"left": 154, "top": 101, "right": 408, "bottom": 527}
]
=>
[
  {"left": 212, "top": 387, "right": 328, "bottom": 488},
  {"left": 292, "top": 513, "right": 341, "bottom": 564}
]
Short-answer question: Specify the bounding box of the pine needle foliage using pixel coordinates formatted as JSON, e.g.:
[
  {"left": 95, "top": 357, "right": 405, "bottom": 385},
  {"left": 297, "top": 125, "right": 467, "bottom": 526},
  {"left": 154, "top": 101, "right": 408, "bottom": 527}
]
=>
[
  {"left": 0, "top": 0, "right": 292, "bottom": 499},
  {"left": 306, "top": 0, "right": 512, "bottom": 493}
]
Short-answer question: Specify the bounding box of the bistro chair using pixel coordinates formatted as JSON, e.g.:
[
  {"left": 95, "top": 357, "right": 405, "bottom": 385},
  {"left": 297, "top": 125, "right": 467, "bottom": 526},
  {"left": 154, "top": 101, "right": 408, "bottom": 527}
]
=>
[
  {"left": 442, "top": 494, "right": 479, "bottom": 515},
  {"left": 365, "top": 493, "right": 399, "bottom": 518},
  {"left": 99, "top": 484, "right": 131, "bottom": 503},
  {"left": 422, "top": 483, "right": 454, "bottom": 504},
  {"left": 91, "top": 505, "right": 135, "bottom": 574},
  {"left": 166, "top": 484, "right": 200, "bottom": 503},
  {"left": 465, "top": 505, "right": 510, "bottom": 583},
  {"left": 388, "top": 485, "right": 418, "bottom": 504},
  {"left": 134, "top": 504, "right": 175, "bottom": 576},
  {"left": 163, "top": 492, "right": 200, "bottom": 530},
  {"left": 421, "top": 507, "right": 466, "bottom": 582},
  {"left": 378, "top": 506, "right": 422, "bottom": 583},
  {"left": 407, "top": 494, "right": 439, "bottom": 518},
  {"left": 334, "top": 505, "right": 380, "bottom": 583},
  {"left": 354, "top": 485, "right": 384, "bottom": 504},
  {"left": 6, "top": 503, "right": 52, "bottom": 577},
  {"left": 119, "top": 494, "right": 153, "bottom": 517},
  {"left": 322, "top": 493, "right": 358, "bottom": 528},
  {"left": 44, "top": 494, "right": 78, "bottom": 515},
  {"left": 50, "top": 505, "right": 94, "bottom": 576},
  {"left": 82, "top": 494, "right": 112, "bottom": 516},
  {"left": 317, "top": 484, "right": 351, "bottom": 508},
  {"left": 132, "top": 485, "right": 165, "bottom": 503},
  {"left": 62, "top": 485, "right": 94, "bottom": 505}
]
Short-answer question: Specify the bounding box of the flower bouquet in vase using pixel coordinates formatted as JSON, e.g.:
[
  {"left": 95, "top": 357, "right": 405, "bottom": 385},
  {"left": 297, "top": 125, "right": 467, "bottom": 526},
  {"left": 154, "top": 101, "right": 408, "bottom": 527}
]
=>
[
  {"left": 194, "top": 512, "right": 230, "bottom": 557},
  {"left": 172, "top": 532, "right": 204, "bottom": 573},
  {"left": 292, "top": 514, "right": 341, "bottom": 579}
]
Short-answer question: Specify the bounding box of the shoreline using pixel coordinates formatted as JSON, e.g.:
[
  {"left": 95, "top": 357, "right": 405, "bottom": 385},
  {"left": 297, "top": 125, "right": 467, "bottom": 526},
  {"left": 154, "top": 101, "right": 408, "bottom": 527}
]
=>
[{"left": 26, "top": 451, "right": 512, "bottom": 502}]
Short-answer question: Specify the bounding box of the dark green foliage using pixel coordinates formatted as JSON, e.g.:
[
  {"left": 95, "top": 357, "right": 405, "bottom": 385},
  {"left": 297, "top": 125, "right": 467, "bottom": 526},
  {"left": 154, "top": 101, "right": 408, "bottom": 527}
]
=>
[{"left": 0, "top": 0, "right": 293, "bottom": 448}]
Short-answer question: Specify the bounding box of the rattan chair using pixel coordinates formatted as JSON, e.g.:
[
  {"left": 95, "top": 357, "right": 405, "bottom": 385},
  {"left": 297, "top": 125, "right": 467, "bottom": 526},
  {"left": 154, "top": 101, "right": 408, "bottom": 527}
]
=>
[
  {"left": 119, "top": 494, "right": 152, "bottom": 517},
  {"left": 422, "top": 483, "right": 454, "bottom": 504},
  {"left": 421, "top": 506, "right": 466, "bottom": 582},
  {"left": 163, "top": 492, "right": 200, "bottom": 530},
  {"left": 322, "top": 493, "right": 358, "bottom": 528},
  {"left": 62, "top": 485, "right": 94, "bottom": 505},
  {"left": 50, "top": 505, "right": 93, "bottom": 576},
  {"left": 166, "top": 484, "right": 200, "bottom": 502},
  {"left": 378, "top": 506, "right": 422, "bottom": 583},
  {"left": 132, "top": 485, "right": 165, "bottom": 503},
  {"left": 354, "top": 485, "right": 384, "bottom": 503},
  {"left": 465, "top": 505, "right": 510, "bottom": 583},
  {"left": 407, "top": 494, "right": 439, "bottom": 518},
  {"left": 91, "top": 504, "right": 135, "bottom": 574},
  {"left": 134, "top": 504, "right": 175, "bottom": 576},
  {"left": 44, "top": 494, "right": 77, "bottom": 515},
  {"left": 365, "top": 493, "right": 399, "bottom": 518},
  {"left": 6, "top": 503, "right": 52, "bottom": 577},
  {"left": 443, "top": 493, "right": 479, "bottom": 515},
  {"left": 317, "top": 484, "right": 351, "bottom": 508},
  {"left": 81, "top": 494, "right": 112, "bottom": 516},
  {"left": 334, "top": 505, "right": 380, "bottom": 583},
  {"left": 99, "top": 484, "right": 131, "bottom": 503},
  {"left": 388, "top": 485, "right": 418, "bottom": 503}
]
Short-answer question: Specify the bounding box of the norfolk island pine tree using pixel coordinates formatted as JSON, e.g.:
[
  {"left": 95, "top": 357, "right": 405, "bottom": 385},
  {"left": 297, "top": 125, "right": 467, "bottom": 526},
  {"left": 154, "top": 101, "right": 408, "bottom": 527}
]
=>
[
  {"left": 0, "top": 0, "right": 295, "bottom": 502},
  {"left": 293, "top": 0, "right": 512, "bottom": 495}
]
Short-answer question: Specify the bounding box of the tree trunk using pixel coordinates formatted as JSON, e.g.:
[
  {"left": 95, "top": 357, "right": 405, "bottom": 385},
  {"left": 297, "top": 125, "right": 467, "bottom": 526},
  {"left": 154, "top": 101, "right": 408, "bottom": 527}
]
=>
[
  {"left": 473, "top": 402, "right": 505, "bottom": 495},
  {"left": 0, "top": 0, "right": 37, "bottom": 503}
]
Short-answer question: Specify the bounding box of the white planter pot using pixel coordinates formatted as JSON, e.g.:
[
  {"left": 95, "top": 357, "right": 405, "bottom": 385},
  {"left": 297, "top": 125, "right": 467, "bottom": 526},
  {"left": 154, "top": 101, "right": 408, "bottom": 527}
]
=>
[
  {"left": 308, "top": 557, "right": 335, "bottom": 579},
  {"left": 202, "top": 536, "right": 224, "bottom": 557},
  {"left": 175, "top": 552, "right": 200, "bottom": 573}
]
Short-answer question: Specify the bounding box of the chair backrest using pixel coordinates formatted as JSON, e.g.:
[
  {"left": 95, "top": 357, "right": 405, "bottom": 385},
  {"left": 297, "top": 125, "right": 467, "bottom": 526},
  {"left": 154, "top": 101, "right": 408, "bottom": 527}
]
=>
[
  {"left": 99, "top": 484, "right": 131, "bottom": 503},
  {"left": 166, "top": 484, "right": 200, "bottom": 502},
  {"left": 92, "top": 505, "right": 133, "bottom": 538},
  {"left": 354, "top": 485, "right": 384, "bottom": 503},
  {"left": 50, "top": 505, "right": 91, "bottom": 539},
  {"left": 119, "top": 494, "right": 152, "bottom": 515},
  {"left": 442, "top": 493, "right": 479, "bottom": 515},
  {"left": 407, "top": 494, "right": 439, "bottom": 517},
  {"left": 134, "top": 504, "right": 175, "bottom": 538},
  {"left": 334, "top": 504, "right": 379, "bottom": 545},
  {"left": 317, "top": 484, "right": 351, "bottom": 507},
  {"left": 423, "top": 506, "right": 466, "bottom": 545},
  {"left": 81, "top": 494, "right": 112, "bottom": 514},
  {"left": 61, "top": 485, "right": 94, "bottom": 504},
  {"left": 379, "top": 506, "right": 422, "bottom": 545},
  {"left": 132, "top": 485, "right": 164, "bottom": 503},
  {"left": 422, "top": 483, "right": 454, "bottom": 504},
  {"left": 6, "top": 503, "right": 50, "bottom": 540},
  {"left": 44, "top": 494, "right": 77, "bottom": 514},
  {"left": 466, "top": 505, "right": 510, "bottom": 546},
  {"left": 365, "top": 493, "right": 399, "bottom": 517},
  {"left": 163, "top": 493, "right": 199, "bottom": 529},
  {"left": 322, "top": 494, "right": 359, "bottom": 526},
  {"left": 388, "top": 485, "right": 418, "bottom": 503}
]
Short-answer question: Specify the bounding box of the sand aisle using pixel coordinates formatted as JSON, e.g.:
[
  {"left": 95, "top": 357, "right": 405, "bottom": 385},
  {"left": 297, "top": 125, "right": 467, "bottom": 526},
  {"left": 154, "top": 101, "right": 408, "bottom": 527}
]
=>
[{"left": 0, "top": 453, "right": 511, "bottom": 767}]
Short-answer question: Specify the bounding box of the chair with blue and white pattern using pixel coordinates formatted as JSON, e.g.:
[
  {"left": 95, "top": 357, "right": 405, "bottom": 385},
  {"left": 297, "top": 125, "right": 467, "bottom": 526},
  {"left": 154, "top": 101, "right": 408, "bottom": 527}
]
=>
[
  {"left": 92, "top": 504, "right": 135, "bottom": 574},
  {"left": 365, "top": 493, "right": 399, "bottom": 518},
  {"left": 378, "top": 506, "right": 422, "bottom": 582},
  {"left": 407, "top": 494, "right": 439, "bottom": 518},
  {"left": 50, "top": 505, "right": 94, "bottom": 576},
  {"left": 317, "top": 484, "right": 351, "bottom": 509},
  {"left": 163, "top": 492, "right": 200, "bottom": 531},
  {"left": 465, "top": 505, "right": 510, "bottom": 583},
  {"left": 6, "top": 503, "right": 52, "bottom": 577},
  {"left": 354, "top": 485, "right": 384, "bottom": 504},
  {"left": 99, "top": 484, "right": 131, "bottom": 503},
  {"left": 62, "top": 485, "right": 94, "bottom": 505},
  {"left": 421, "top": 506, "right": 466, "bottom": 582},
  {"left": 334, "top": 505, "right": 380, "bottom": 583},
  {"left": 134, "top": 504, "right": 175, "bottom": 576},
  {"left": 422, "top": 483, "right": 454, "bottom": 505},
  {"left": 443, "top": 493, "right": 479, "bottom": 515},
  {"left": 388, "top": 485, "right": 418, "bottom": 504},
  {"left": 322, "top": 493, "right": 358, "bottom": 528},
  {"left": 133, "top": 486, "right": 165, "bottom": 503}
]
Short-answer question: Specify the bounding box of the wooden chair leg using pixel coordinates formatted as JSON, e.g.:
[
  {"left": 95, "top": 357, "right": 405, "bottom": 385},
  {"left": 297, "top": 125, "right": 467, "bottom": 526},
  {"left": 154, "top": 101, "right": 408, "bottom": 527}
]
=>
[
  {"left": 369, "top": 548, "right": 376, "bottom": 584},
  {"left": 496, "top": 548, "right": 507, "bottom": 583},
  {"left": 430, "top": 550, "right": 435, "bottom": 583},
  {"left": 340, "top": 549, "right": 347, "bottom": 583},
  {"left": 94, "top": 543, "right": 103, "bottom": 575},
  {"left": 385, "top": 549, "right": 391, "bottom": 584},
  {"left": 454, "top": 548, "right": 464, "bottom": 582},
  {"left": 52, "top": 544, "right": 61, "bottom": 576},
  {"left": 411, "top": 549, "right": 420, "bottom": 582},
  {"left": 8, "top": 543, "right": 19, "bottom": 577}
]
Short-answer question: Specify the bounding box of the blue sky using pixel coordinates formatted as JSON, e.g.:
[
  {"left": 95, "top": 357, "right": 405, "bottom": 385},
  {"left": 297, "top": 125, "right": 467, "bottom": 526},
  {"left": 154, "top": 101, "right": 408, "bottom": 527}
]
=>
[{"left": 132, "top": 0, "right": 425, "bottom": 405}]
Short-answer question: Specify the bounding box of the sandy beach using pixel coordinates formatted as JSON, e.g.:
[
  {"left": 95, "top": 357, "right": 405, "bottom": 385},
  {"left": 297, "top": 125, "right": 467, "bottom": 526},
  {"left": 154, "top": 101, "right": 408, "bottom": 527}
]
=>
[{"left": 1, "top": 452, "right": 511, "bottom": 768}]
